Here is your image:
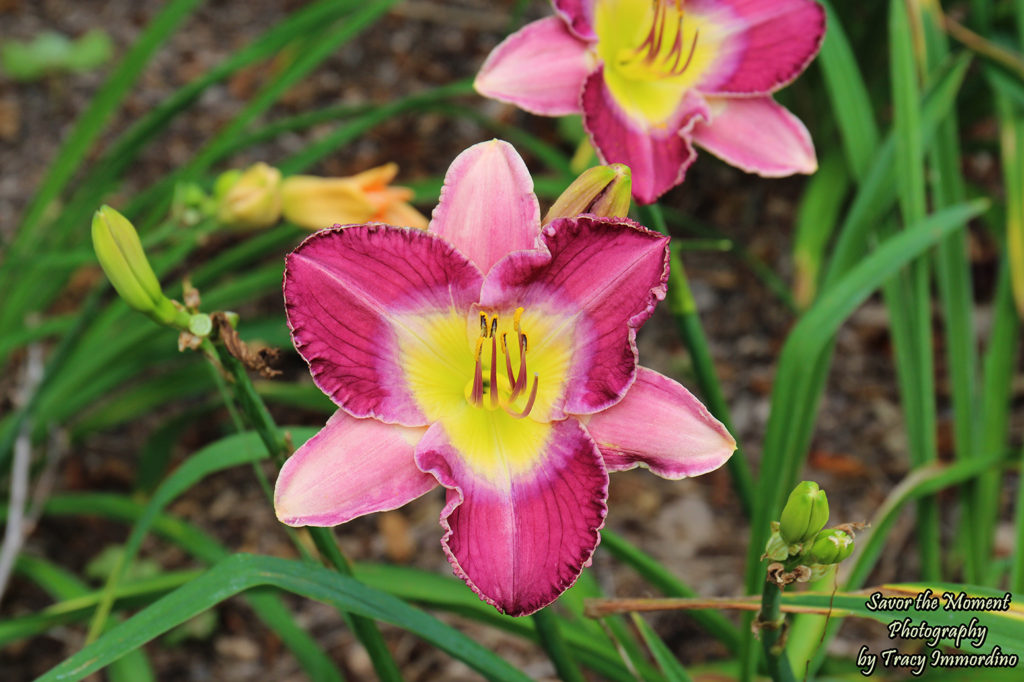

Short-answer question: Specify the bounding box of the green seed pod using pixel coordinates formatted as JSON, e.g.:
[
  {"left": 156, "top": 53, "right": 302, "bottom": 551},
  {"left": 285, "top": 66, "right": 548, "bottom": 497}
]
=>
[
  {"left": 779, "top": 481, "right": 830, "bottom": 544},
  {"left": 805, "top": 529, "right": 854, "bottom": 565}
]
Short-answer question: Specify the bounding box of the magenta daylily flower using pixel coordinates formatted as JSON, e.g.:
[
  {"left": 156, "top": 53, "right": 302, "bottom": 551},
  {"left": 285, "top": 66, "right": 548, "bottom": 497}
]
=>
[
  {"left": 475, "top": 0, "right": 825, "bottom": 204},
  {"left": 274, "top": 140, "right": 735, "bottom": 615}
]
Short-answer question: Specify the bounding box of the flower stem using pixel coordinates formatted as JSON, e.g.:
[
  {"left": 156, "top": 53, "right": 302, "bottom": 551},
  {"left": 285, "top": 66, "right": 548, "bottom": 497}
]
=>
[
  {"left": 757, "top": 580, "right": 796, "bottom": 682},
  {"left": 207, "top": 339, "right": 402, "bottom": 682},
  {"left": 532, "top": 606, "right": 586, "bottom": 682},
  {"left": 640, "top": 203, "right": 754, "bottom": 517}
]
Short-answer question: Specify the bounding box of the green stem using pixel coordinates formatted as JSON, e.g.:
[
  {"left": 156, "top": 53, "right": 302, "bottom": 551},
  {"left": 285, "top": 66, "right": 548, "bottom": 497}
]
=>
[
  {"left": 640, "top": 203, "right": 754, "bottom": 517},
  {"left": 757, "top": 580, "right": 796, "bottom": 682},
  {"left": 208, "top": 339, "right": 402, "bottom": 682},
  {"left": 532, "top": 607, "right": 586, "bottom": 682}
]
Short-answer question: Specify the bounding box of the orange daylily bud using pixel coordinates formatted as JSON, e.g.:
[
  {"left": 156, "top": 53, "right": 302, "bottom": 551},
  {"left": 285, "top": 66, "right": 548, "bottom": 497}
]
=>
[{"left": 281, "top": 163, "right": 428, "bottom": 231}]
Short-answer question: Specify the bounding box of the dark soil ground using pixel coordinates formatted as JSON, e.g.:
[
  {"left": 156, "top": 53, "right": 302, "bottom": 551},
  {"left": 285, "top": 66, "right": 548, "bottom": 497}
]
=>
[{"left": 1, "top": 0, "right": 1018, "bottom": 680}]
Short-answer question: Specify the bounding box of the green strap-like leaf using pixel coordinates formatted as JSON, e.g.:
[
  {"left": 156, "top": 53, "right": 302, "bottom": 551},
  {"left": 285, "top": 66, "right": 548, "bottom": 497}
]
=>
[{"left": 37, "top": 554, "right": 533, "bottom": 682}]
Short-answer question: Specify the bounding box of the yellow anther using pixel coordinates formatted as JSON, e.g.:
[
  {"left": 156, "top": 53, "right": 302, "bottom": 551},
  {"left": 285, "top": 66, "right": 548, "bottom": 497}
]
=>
[
  {"left": 473, "top": 336, "right": 484, "bottom": 358},
  {"left": 513, "top": 307, "right": 524, "bottom": 333},
  {"left": 479, "top": 313, "right": 488, "bottom": 336},
  {"left": 490, "top": 317, "right": 498, "bottom": 338}
]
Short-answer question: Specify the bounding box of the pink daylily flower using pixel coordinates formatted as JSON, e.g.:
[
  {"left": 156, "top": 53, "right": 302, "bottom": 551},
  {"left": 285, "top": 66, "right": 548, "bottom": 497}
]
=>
[
  {"left": 274, "top": 140, "right": 736, "bottom": 616},
  {"left": 475, "top": 0, "right": 825, "bottom": 204}
]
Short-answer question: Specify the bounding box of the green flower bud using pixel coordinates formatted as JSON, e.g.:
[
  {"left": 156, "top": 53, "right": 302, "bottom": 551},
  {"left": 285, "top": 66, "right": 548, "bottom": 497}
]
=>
[
  {"left": 805, "top": 529, "right": 854, "bottom": 565},
  {"left": 779, "top": 480, "right": 829, "bottom": 544},
  {"left": 543, "top": 164, "right": 632, "bottom": 225},
  {"left": 216, "top": 162, "right": 282, "bottom": 230},
  {"left": 92, "top": 205, "right": 181, "bottom": 326}
]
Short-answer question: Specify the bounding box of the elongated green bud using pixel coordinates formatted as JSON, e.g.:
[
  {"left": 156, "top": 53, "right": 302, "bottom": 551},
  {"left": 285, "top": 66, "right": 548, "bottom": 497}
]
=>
[
  {"left": 779, "top": 481, "right": 829, "bottom": 544},
  {"left": 543, "top": 164, "right": 632, "bottom": 224},
  {"left": 92, "top": 205, "right": 181, "bottom": 325},
  {"left": 805, "top": 529, "right": 854, "bottom": 565}
]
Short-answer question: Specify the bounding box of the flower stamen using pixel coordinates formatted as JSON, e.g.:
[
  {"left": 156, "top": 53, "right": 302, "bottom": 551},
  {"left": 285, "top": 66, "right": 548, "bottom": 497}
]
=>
[
  {"left": 618, "top": 0, "right": 699, "bottom": 80},
  {"left": 489, "top": 332, "right": 499, "bottom": 408},
  {"left": 471, "top": 336, "right": 485, "bottom": 405},
  {"left": 511, "top": 333, "right": 528, "bottom": 400},
  {"left": 501, "top": 333, "right": 517, "bottom": 387},
  {"left": 470, "top": 309, "right": 540, "bottom": 416}
]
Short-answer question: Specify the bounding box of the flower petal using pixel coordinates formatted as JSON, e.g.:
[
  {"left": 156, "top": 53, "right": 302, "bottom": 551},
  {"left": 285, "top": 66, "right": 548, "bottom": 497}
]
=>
[
  {"left": 692, "top": 0, "right": 826, "bottom": 94},
  {"left": 275, "top": 410, "right": 434, "bottom": 526},
  {"left": 280, "top": 176, "right": 376, "bottom": 231},
  {"left": 415, "top": 418, "right": 608, "bottom": 616},
  {"left": 481, "top": 215, "right": 669, "bottom": 417},
  {"left": 581, "top": 67, "right": 707, "bottom": 204},
  {"left": 553, "top": 0, "right": 597, "bottom": 40},
  {"left": 429, "top": 140, "right": 542, "bottom": 274},
  {"left": 284, "top": 224, "right": 483, "bottom": 426},
  {"left": 690, "top": 96, "right": 817, "bottom": 176},
  {"left": 474, "top": 17, "right": 592, "bottom": 117},
  {"left": 582, "top": 367, "right": 735, "bottom": 478}
]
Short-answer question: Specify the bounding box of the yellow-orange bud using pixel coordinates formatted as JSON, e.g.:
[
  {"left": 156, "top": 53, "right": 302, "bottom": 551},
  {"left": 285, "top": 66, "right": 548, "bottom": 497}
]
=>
[
  {"left": 280, "top": 163, "right": 427, "bottom": 231},
  {"left": 216, "top": 162, "right": 283, "bottom": 230}
]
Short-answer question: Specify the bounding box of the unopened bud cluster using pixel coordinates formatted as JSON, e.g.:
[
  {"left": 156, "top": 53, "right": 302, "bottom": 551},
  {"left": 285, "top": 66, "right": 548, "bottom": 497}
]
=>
[
  {"left": 211, "top": 162, "right": 428, "bottom": 231},
  {"left": 763, "top": 480, "right": 856, "bottom": 585}
]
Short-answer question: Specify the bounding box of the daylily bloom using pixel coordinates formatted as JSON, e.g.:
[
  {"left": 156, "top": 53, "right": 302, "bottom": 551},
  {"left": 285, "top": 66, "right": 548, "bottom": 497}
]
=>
[
  {"left": 475, "top": 0, "right": 824, "bottom": 203},
  {"left": 281, "top": 163, "right": 428, "bottom": 231},
  {"left": 275, "top": 140, "right": 735, "bottom": 615}
]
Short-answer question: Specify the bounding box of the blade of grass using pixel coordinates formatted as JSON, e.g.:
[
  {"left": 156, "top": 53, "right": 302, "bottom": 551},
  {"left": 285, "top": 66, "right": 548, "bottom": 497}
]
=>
[
  {"left": 740, "top": 59, "right": 974, "bottom": 677},
  {"left": 917, "top": 0, "right": 982, "bottom": 584},
  {"left": 0, "top": 568, "right": 203, "bottom": 647},
  {"left": 37, "top": 554, "right": 535, "bottom": 682},
  {"left": 792, "top": 151, "right": 850, "bottom": 309},
  {"left": 889, "top": 0, "right": 940, "bottom": 581},
  {"left": 533, "top": 607, "right": 586, "bottom": 682},
  {"left": 817, "top": 0, "right": 880, "bottom": 179},
  {"left": 563, "top": 569, "right": 660, "bottom": 681},
  {"left": 631, "top": 613, "right": 693, "bottom": 682},
  {"left": 20, "top": 494, "right": 645, "bottom": 682},
  {"left": 741, "top": 199, "right": 986, "bottom": 675},
  {"left": 600, "top": 529, "right": 740, "bottom": 653}
]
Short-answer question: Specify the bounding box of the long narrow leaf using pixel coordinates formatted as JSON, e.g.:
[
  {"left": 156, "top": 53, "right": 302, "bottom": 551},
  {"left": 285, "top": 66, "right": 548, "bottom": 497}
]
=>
[{"left": 37, "top": 554, "right": 533, "bottom": 682}]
